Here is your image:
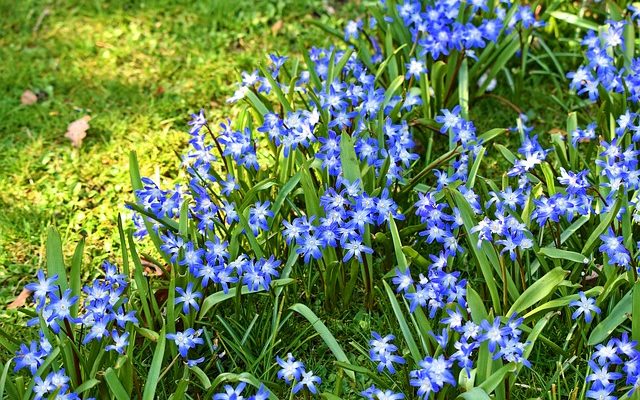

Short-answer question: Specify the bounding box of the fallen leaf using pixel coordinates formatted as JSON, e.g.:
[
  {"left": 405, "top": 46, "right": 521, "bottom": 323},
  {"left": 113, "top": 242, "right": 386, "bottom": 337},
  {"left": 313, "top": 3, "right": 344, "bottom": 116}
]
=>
[
  {"left": 95, "top": 41, "right": 113, "bottom": 49},
  {"left": 271, "top": 20, "right": 284, "bottom": 35},
  {"left": 7, "top": 288, "right": 32, "bottom": 309},
  {"left": 65, "top": 115, "right": 91, "bottom": 147},
  {"left": 141, "top": 256, "right": 170, "bottom": 277},
  {"left": 21, "top": 90, "right": 38, "bottom": 105}
]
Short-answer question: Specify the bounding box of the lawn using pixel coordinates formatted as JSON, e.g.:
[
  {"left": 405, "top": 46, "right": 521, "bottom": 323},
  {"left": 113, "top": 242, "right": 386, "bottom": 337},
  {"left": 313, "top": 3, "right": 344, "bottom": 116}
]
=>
[
  {"left": 3, "top": 1, "right": 634, "bottom": 399},
  {"left": 0, "top": 0, "right": 352, "bottom": 311}
]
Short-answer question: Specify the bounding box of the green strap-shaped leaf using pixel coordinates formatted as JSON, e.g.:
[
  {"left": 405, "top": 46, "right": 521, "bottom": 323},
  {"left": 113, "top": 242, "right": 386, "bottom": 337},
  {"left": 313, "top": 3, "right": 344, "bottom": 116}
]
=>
[
  {"left": 105, "top": 368, "right": 130, "bottom": 400},
  {"left": 75, "top": 378, "right": 100, "bottom": 394},
  {"left": 199, "top": 278, "right": 294, "bottom": 317},
  {"left": 523, "top": 286, "right": 603, "bottom": 320},
  {"left": 538, "top": 247, "right": 589, "bottom": 264},
  {"left": 479, "top": 363, "right": 517, "bottom": 394},
  {"left": 582, "top": 198, "right": 621, "bottom": 256},
  {"left": 70, "top": 237, "right": 84, "bottom": 318},
  {"left": 0, "top": 359, "right": 12, "bottom": 400},
  {"left": 190, "top": 366, "right": 212, "bottom": 390},
  {"left": 340, "top": 132, "right": 362, "bottom": 185},
  {"left": 142, "top": 326, "right": 167, "bottom": 400},
  {"left": 589, "top": 290, "right": 632, "bottom": 345},
  {"left": 506, "top": 267, "right": 568, "bottom": 317},
  {"left": 550, "top": 11, "right": 599, "bottom": 30},
  {"left": 449, "top": 189, "right": 502, "bottom": 312},
  {"left": 383, "top": 281, "right": 422, "bottom": 364},
  {"left": 46, "top": 227, "right": 67, "bottom": 292},
  {"left": 210, "top": 372, "right": 278, "bottom": 400},
  {"left": 290, "top": 303, "right": 355, "bottom": 380},
  {"left": 456, "top": 387, "right": 491, "bottom": 400}
]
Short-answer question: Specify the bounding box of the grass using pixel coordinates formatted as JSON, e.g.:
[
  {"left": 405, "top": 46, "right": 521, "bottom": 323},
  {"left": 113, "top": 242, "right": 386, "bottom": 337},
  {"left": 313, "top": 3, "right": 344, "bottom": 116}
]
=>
[
  {"left": 0, "top": 0, "right": 359, "bottom": 311},
  {"left": 0, "top": 2, "right": 591, "bottom": 397}
]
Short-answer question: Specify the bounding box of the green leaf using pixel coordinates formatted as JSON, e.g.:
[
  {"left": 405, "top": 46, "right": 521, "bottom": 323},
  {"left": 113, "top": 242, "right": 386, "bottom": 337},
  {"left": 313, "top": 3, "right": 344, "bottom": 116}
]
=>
[
  {"left": 582, "top": 198, "right": 621, "bottom": 256},
  {"left": 458, "top": 57, "right": 469, "bottom": 118},
  {"left": 75, "top": 378, "right": 100, "bottom": 395},
  {"left": 550, "top": 11, "right": 599, "bottom": 30},
  {"left": 506, "top": 267, "right": 568, "bottom": 316},
  {"left": 290, "top": 303, "right": 355, "bottom": 380},
  {"left": 105, "top": 368, "right": 131, "bottom": 400},
  {"left": 448, "top": 189, "right": 502, "bottom": 312},
  {"left": 269, "top": 171, "right": 302, "bottom": 229},
  {"left": 383, "top": 281, "right": 422, "bottom": 364},
  {"left": 340, "top": 132, "right": 361, "bottom": 185},
  {"left": 70, "top": 237, "right": 84, "bottom": 317},
  {"left": 128, "top": 231, "right": 154, "bottom": 328},
  {"left": 142, "top": 326, "right": 167, "bottom": 400},
  {"left": 479, "top": 363, "right": 517, "bottom": 394},
  {"left": 523, "top": 286, "right": 603, "bottom": 320},
  {"left": 457, "top": 388, "right": 491, "bottom": 400},
  {"left": 245, "top": 90, "right": 271, "bottom": 116},
  {"left": 466, "top": 147, "right": 484, "bottom": 189},
  {"left": 46, "top": 227, "right": 67, "bottom": 292},
  {"left": 477, "top": 128, "right": 507, "bottom": 144},
  {"left": 199, "top": 278, "right": 294, "bottom": 317},
  {"left": 258, "top": 64, "right": 292, "bottom": 113},
  {"left": 634, "top": 281, "right": 640, "bottom": 342},
  {"left": 388, "top": 219, "right": 434, "bottom": 353},
  {"left": 383, "top": 75, "right": 404, "bottom": 107},
  {"left": 589, "top": 290, "right": 632, "bottom": 345},
  {"left": 334, "top": 361, "right": 386, "bottom": 387},
  {"left": 211, "top": 372, "right": 278, "bottom": 400},
  {"left": 624, "top": 17, "right": 635, "bottom": 68},
  {"left": 540, "top": 162, "right": 556, "bottom": 195},
  {"left": 538, "top": 247, "right": 589, "bottom": 264},
  {"left": 190, "top": 366, "right": 212, "bottom": 390},
  {"left": 467, "top": 287, "right": 488, "bottom": 323},
  {"left": 0, "top": 359, "right": 12, "bottom": 400},
  {"left": 136, "top": 326, "right": 160, "bottom": 342}
]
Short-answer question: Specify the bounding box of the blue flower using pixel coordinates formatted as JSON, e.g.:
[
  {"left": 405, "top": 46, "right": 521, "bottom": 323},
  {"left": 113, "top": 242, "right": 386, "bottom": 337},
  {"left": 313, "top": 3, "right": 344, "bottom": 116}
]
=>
[
  {"left": 188, "top": 109, "right": 207, "bottom": 134},
  {"left": 175, "top": 283, "right": 203, "bottom": 314},
  {"left": 25, "top": 270, "right": 59, "bottom": 309},
  {"left": 249, "top": 201, "right": 273, "bottom": 235},
  {"left": 392, "top": 268, "right": 413, "bottom": 293},
  {"left": 249, "top": 384, "right": 270, "bottom": 400},
  {"left": 293, "top": 370, "right": 321, "bottom": 394},
  {"left": 570, "top": 292, "right": 601, "bottom": 323},
  {"left": 586, "top": 384, "right": 616, "bottom": 400},
  {"left": 14, "top": 341, "right": 45, "bottom": 374},
  {"left": 297, "top": 232, "right": 323, "bottom": 263},
  {"left": 344, "top": 19, "right": 362, "bottom": 41},
  {"left": 213, "top": 382, "right": 246, "bottom": 400},
  {"left": 105, "top": 330, "right": 129, "bottom": 354},
  {"left": 276, "top": 353, "right": 304, "bottom": 384},
  {"left": 478, "top": 317, "right": 508, "bottom": 353},
  {"left": 82, "top": 315, "right": 112, "bottom": 344},
  {"left": 599, "top": 227, "right": 631, "bottom": 268},
  {"left": 342, "top": 239, "right": 373, "bottom": 262},
  {"left": 166, "top": 328, "right": 203, "bottom": 359},
  {"left": 405, "top": 58, "right": 426, "bottom": 79},
  {"left": 47, "top": 289, "right": 79, "bottom": 325},
  {"left": 435, "top": 106, "right": 462, "bottom": 133},
  {"left": 587, "top": 360, "right": 623, "bottom": 387}
]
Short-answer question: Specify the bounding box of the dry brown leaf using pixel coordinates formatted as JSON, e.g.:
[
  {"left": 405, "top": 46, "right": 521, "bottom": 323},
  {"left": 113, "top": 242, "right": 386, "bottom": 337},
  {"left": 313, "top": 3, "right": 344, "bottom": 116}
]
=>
[
  {"left": 141, "top": 257, "right": 168, "bottom": 277},
  {"left": 7, "top": 288, "right": 32, "bottom": 309},
  {"left": 271, "top": 20, "right": 284, "bottom": 35},
  {"left": 65, "top": 115, "right": 91, "bottom": 147},
  {"left": 21, "top": 90, "right": 38, "bottom": 105}
]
